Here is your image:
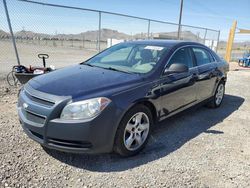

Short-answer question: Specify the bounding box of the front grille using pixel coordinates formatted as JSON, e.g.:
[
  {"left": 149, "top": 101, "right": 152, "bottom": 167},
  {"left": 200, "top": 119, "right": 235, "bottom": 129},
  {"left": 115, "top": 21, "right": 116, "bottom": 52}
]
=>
[
  {"left": 48, "top": 138, "right": 92, "bottom": 149},
  {"left": 22, "top": 108, "right": 46, "bottom": 125},
  {"left": 25, "top": 90, "right": 55, "bottom": 107}
]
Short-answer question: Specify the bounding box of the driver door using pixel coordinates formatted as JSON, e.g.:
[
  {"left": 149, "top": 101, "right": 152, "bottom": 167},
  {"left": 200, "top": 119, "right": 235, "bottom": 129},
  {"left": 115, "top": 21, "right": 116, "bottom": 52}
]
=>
[{"left": 158, "top": 47, "right": 198, "bottom": 119}]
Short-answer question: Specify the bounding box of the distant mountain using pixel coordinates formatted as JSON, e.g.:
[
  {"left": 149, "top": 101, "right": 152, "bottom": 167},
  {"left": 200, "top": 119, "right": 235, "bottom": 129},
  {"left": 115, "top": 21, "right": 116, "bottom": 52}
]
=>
[
  {"left": 15, "top": 30, "right": 50, "bottom": 39},
  {"left": 53, "top": 28, "right": 130, "bottom": 41},
  {"left": 218, "top": 40, "right": 250, "bottom": 48},
  {"left": 1, "top": 28, "right": 249, "bottom": 47},
  {"left": 1, "top": 28, "right": 130, "bottom": 41},
  {"left": 82, "top": 28, "right": 129, "bottom": 41}
]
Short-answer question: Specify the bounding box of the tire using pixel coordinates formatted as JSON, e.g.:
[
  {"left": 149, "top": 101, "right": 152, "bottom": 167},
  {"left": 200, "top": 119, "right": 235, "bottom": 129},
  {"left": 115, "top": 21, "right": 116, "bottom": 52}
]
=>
[
  {"left": 207, "top": 81, "right": 225, "bottom": 108},
  {"left": 7, "top": 71, "right": 19, "bottom": 86},
  {"left": 114, "top": 104, "right": 153, "bottom": 157}
]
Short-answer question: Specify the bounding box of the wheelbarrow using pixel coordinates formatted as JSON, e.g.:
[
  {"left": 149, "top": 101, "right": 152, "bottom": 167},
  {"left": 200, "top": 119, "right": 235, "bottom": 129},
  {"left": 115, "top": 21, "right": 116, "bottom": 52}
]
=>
[{"left": 7, "top": 54, "right": 54, "bottom": 86}]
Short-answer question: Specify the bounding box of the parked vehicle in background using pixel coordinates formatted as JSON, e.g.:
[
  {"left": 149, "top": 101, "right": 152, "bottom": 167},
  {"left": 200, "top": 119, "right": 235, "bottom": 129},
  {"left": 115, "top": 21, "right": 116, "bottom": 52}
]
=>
[
  {"left": 238, "top": 50, "right": 250, "bottom": 67},
  {"left": 17, "top": 40, "right": 229, "bottom": 156}
]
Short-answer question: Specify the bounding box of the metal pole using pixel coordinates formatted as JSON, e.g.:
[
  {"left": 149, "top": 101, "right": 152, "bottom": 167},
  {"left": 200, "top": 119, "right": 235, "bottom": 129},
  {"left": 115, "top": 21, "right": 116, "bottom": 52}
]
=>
[
  {"left": 3, "top": 0, "right": 20, "bottom": 65},
  {"left": 216, "top": 30, "right": 220, "bottom": 52},
  {"left": 98, "top": 11, "right": 101, "bottom": 52},
  {"left": 147, "top": 19, "right": 151, "bottom": 39},
  {"left": 203, "top": 29, "right": 207, "bottom": 44},
  {"left": 177, "top": 0, "right": 184, "bottom": 40},
  {"left": 82, "top": 35, "right": 85, "bottom": 48}
]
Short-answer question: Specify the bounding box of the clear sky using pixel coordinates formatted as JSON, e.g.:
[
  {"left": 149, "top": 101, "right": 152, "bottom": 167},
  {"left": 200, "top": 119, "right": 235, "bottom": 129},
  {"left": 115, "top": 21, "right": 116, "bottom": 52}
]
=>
[{"left": 1, "top": 0, "right": 250, "bottom": 41}]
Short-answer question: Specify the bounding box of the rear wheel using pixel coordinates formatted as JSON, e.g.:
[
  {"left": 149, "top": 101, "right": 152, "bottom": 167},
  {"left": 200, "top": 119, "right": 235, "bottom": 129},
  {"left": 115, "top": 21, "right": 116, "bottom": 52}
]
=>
[
  {"left": 114, "top": 105, "right": 153, "bottom": 157},
  {"left": 7, "top": 71, "right": 19, "bottom": 86},
  {"left": 207, "top": 81, "right": 225, "bottom": 108}
]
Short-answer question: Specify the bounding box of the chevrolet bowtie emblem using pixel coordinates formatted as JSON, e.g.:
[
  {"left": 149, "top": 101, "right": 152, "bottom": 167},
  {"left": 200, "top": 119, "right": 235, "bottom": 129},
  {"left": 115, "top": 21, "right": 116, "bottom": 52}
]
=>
[{"left": 23, "top": 103, "right": 28, "bottom": 109}]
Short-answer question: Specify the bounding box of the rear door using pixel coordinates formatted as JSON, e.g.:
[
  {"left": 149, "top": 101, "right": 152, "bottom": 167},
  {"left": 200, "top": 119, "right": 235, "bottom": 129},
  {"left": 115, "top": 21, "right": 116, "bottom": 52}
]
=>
[
  {"left": 159, "top": 47, "right": 198, "bottom": 118},
  {"left": 192, "top": 47, "right": 218, "bottom": 100}
]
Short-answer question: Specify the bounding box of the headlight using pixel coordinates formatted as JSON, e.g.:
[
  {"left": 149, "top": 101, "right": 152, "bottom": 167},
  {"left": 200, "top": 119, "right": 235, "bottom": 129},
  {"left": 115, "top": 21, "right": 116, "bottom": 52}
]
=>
[{"left": 60, "top": 97, "right": 111, "bottom": 120}]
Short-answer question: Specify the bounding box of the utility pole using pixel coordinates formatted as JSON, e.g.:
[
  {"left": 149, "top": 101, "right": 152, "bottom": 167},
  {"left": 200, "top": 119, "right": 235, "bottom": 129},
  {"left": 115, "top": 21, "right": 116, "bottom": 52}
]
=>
[{"left": 177, "top": 0, "right": 184, "bottom": 40}]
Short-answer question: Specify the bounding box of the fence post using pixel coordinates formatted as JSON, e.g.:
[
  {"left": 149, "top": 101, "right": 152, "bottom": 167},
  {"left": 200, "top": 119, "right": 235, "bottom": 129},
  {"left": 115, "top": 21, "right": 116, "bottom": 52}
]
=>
[
  {"left": 203, "top": 28, "right": 207, "bottom": 44},
  {"left": 177, "top": 0, "right": 184, "bottom": 39},
  {"left": 216, "top": 30, "right": 220, "bottom": 52},
  {"left": 82, "top": 35, "right": 85, "bottom": 48},
  {"left": 147, "top": 19, "right": 151, "bottom": 39},
  {"left": 3, "top": 0, "right": 21, "bottom": 65},
  {"left": 98, "top": 11, "right": 101, "bottom": 52}
]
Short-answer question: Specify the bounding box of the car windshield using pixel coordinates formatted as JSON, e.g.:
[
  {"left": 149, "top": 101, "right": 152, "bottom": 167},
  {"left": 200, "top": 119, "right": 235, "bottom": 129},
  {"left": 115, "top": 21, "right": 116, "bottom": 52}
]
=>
[{"left": 85, "top": 43, "right": 169, "bottom": 74}]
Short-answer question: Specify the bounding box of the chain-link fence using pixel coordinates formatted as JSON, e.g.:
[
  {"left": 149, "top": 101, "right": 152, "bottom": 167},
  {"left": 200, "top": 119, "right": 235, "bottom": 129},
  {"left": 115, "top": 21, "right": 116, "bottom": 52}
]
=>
[{"left": 0, "top": 0, "right": 220, "bottom": 78}]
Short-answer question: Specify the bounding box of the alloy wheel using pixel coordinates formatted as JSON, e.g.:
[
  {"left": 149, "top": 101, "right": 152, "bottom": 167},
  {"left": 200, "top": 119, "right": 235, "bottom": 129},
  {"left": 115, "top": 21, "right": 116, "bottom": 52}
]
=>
[
  {"left": 123, "top": 112, "right": 150, "bottom": 151},
  {"left": 215, "top": 83, "right": 224, "bottom": 106}
]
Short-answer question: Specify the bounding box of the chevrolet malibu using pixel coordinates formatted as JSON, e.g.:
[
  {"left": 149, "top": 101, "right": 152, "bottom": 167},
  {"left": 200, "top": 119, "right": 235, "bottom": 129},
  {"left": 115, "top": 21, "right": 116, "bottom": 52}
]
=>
[{"left": 18, "top": 40, "right": 229, "bottom": 156}]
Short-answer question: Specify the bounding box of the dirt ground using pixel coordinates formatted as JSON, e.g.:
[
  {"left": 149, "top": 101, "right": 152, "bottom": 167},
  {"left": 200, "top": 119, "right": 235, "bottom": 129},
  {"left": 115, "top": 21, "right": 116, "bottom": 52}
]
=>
[{"left": 0, "top": 68, "right": 250, "bottom": 187}]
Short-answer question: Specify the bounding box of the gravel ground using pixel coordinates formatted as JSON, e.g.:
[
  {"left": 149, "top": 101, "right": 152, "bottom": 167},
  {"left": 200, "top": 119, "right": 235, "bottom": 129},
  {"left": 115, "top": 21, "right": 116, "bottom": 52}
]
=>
[{"left": 0, "top": 70, "right": 250, "bottom": 188}]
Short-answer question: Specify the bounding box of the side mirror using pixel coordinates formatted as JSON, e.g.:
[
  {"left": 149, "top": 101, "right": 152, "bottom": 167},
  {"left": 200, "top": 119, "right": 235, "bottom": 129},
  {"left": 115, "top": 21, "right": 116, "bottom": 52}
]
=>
[{"left": 164, "top": 63, "right": 189, "bottom": 75}]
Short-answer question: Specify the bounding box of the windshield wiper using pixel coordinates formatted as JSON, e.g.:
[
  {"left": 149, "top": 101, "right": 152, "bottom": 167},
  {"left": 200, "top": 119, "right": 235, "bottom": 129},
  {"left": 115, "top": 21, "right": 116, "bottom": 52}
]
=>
[
  {"left": 82, "top": 64, "right": 133, "bottom": 74},
  {"left": 103, "top": 67, "right": 132, "bottom": 74},
  {"left": 82, "top": 63, "right": 94, "bottom": 67}
]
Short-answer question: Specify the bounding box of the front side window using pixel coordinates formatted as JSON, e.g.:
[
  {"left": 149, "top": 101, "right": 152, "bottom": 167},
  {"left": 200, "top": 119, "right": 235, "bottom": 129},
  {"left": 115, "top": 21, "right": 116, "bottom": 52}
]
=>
[
  {"left": 167, "top": 47, "right": 193, "bottom": 68},
  {"left": 86, "top": 43, "right": 169, "bottom": 74},
  {"left": 192, "top": 48, "right": 213, "bottom": 66}
]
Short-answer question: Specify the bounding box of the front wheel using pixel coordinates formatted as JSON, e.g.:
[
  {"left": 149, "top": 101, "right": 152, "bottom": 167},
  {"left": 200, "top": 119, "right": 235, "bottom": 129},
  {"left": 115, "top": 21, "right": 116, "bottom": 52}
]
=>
[
  {"left": 207, "top": 81, "right": 225, "bottom": 108},
  {"left": 114, "top": 105, "right": 153, "bottom": 157}
]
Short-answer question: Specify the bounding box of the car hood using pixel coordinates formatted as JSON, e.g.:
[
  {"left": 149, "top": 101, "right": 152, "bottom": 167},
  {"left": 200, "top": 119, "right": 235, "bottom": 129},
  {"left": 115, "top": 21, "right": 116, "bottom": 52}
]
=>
[{"left": 28, "top": 64, "right": 142, "bottom": 98}]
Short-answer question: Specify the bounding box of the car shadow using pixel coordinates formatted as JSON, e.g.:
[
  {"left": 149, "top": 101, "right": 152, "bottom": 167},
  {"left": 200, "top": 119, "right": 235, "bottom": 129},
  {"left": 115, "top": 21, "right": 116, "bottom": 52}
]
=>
[{"left": 44, "top": 94, "right": 244, "bottom": 172}]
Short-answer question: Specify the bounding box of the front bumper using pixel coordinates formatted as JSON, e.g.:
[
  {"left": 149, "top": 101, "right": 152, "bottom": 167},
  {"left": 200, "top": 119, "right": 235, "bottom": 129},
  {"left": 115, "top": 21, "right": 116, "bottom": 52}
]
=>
[{"left": 18, "top": 84, "right": 121, "bottom": 154}]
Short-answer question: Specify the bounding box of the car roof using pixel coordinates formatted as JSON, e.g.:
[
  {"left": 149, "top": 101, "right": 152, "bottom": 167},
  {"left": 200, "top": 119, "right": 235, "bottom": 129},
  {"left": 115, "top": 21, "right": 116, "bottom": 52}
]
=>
[{"left": 124, "top": 40, "right": 205, "bottom": 48}]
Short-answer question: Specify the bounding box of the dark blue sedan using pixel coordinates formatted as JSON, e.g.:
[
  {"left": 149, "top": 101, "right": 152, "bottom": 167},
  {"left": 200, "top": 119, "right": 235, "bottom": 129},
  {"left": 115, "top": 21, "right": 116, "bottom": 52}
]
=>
[{"left": 18, "top": 40, "right": 229, "bottom": 156}]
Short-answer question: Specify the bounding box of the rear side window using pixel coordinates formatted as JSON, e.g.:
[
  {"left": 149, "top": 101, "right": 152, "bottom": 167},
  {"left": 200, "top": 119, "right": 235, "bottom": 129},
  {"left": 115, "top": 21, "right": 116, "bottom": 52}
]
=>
[
  {"left": 192, "top": 48, "right": 214, "bottom": 66},
  {"left": 168, "top": 47, "right": 194, "bottom": 68}
]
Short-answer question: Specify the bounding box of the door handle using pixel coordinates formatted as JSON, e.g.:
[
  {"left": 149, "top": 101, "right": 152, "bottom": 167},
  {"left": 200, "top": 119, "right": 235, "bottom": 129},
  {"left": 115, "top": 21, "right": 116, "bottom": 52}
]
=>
[
  {"left": 191, "top": 73, "right": 199, "bottom": 81},
  {"left": 192, "top": 73, "right": 198, "bottom": 79}
]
